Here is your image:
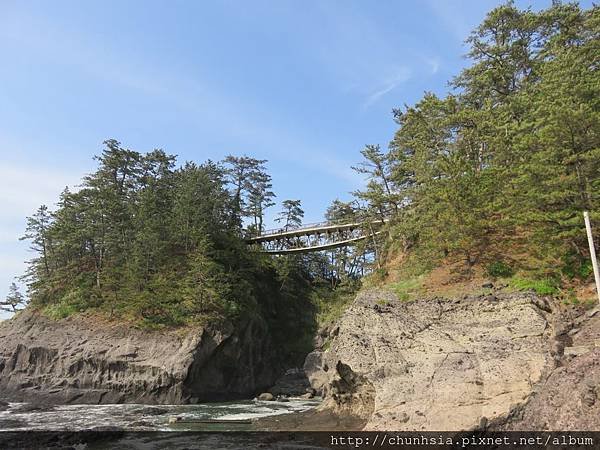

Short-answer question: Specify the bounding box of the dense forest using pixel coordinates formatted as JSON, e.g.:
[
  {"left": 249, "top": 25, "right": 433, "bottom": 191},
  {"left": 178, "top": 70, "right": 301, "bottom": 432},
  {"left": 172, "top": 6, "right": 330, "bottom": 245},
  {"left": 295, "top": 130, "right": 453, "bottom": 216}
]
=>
[
  {"left": 15, "top": 144, "right": 366, "bottom": 363},
  {"left": 10, "top": 2, "right": 600, "bottom": 330},
  {"left": 353, "top": 2, "right": 599, "bottom": 287}
]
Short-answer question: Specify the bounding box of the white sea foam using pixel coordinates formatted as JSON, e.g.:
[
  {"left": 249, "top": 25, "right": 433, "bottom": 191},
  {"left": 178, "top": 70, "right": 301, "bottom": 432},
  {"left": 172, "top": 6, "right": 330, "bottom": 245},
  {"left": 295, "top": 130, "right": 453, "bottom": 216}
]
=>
[{"left": 0, "top": 398, "right": 320, "bottom": 431}]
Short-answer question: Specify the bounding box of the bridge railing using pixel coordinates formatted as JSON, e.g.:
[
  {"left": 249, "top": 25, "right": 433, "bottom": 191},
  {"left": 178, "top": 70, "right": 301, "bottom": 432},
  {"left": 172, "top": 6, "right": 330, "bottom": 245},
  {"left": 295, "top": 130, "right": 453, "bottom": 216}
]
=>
[
  {"left": 257, "top": 221, "right": 332, "bottom": 237},
  {"left": 247, "top": 217, "right": 387, "bottom": 240}
]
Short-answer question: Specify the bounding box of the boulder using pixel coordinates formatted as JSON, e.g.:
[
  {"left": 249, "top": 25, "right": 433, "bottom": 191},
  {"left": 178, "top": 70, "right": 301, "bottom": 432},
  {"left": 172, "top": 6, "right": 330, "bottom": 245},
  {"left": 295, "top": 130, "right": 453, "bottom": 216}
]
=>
[
  {"left": 303, "top": 351, "right": 328, "bottom": 395},
  {"left": 258, "top": 393, "right": 274, "bottom": 401}
]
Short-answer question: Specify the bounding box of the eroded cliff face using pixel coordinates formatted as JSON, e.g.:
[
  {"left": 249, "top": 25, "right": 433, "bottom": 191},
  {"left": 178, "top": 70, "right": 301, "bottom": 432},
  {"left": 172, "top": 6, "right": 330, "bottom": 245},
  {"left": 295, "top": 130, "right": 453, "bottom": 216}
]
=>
[
  {"left": 0, "top": 310, "right": 279, "bottom": 405},
  {"left": 305, "top": 289, "right": 562, "bottom": 431},
  {"left": 497, "top": 308, "right": 600, "bottom": 431}
]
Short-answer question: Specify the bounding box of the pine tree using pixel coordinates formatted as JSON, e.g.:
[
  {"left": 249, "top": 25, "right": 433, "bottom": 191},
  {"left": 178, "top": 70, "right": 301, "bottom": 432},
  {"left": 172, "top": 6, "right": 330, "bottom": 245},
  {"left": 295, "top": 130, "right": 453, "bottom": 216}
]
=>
[
  {"left": 222, "top": 155, "right": 270, "bottom": 228},
  {"left": 246, "top": 169, "right": 275, "bottom": 236},
  {"left": 275, "top": 200, "right": 304, "bottom": 230},
  {"left": 1, "top": 283, "right": 26, "bottom": 313},
  {"left": 352, "top": 144, "right": 399, "bottom": 217},
  {"left": 20, "top": 205, "right": 54, "bottom": 277}
]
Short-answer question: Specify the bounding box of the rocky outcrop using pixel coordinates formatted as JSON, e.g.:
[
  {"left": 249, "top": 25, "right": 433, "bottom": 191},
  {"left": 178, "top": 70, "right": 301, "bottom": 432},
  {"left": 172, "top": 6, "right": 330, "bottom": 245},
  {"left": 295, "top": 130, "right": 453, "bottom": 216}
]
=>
[
  {"left": 269, "top": 368, "right": 311, "bottom": 397},
  {"left": 307, "top": 289, "right": 560, "bottom": 430},
  {"left": 497, "top": 306, "right": 600, "bottom": 430},
  {"left": 0, "top": 309, "right": 279, "bottom": 405}
]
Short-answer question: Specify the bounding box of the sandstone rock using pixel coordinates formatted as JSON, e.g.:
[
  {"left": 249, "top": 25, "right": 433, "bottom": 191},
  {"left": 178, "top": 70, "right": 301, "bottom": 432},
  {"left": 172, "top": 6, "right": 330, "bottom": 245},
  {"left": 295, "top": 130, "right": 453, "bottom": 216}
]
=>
[
  {"left": 309, "top": 289, "right": 555, "bottom": 431},
  {"left": 500, "top": 349, "right": 600, "bottom": 430},
  {"left": 258, "top": 393, "right": 274, "bottom": 401},
  {"left": 324, "top": 361, "right": 375, "bottom": 419},
  {"left": 0, "top": 310, "right": 279, "bottom": 404},
  {"left": 479, "top": 416, "right": 488, "bottom": 429},
  {"left": 269, "top": 368, "right": 311, "bottom": 396},
  {"left": 581, "top": 387, "right": 596, "bottom": 407},
  {"left": 303, "top": 350, "right": 328, "bottom": 394},
  {"left": 564, "top": 346, "right": 592, "bottom": 357}
]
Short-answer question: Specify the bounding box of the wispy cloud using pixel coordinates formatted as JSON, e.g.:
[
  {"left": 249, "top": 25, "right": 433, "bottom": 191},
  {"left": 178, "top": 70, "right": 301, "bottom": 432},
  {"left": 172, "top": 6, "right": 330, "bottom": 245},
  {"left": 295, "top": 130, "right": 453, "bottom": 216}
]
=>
[
  {"left": 0, "top": 163, "right": 80, "bottom": 217},
  {"left": 0, "top": 8, "right": 363, "bottom": 190},
  {"left": 423, "top": 56, "right": 441, "bottom": 74},
  {"left": 363, "top": 67, "right": 411, "bottom": 108}
]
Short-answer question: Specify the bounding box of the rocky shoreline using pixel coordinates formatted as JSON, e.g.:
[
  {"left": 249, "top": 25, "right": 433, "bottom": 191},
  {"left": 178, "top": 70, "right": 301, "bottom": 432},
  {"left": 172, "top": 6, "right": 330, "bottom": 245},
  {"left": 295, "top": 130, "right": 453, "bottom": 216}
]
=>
[
  {"left": 1, "top": 288, "right": 599, "bottom": 432},
  {"left": 300, "top": 288, "right": 600, "bottom": 431},
  {"left": 0, "top": 310, "right": 280, "bottom": 405}
]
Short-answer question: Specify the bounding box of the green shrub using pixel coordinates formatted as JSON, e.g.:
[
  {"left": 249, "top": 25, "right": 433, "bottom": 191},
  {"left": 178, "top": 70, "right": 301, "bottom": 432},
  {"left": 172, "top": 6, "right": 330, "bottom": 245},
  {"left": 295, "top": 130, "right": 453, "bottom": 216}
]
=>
[
  {"left": 43, "top": 302, "right": 78, "bottom": 319},
  {"left": 42, "top": 288, "right": 91, "bottom": 319},
  {"left": 312, "top": 283, "right": 358, "bottom": 328},
  {"left": 561, "top": 251, "right": 594, "bottom": 280},
  {"left": 389, "top": 276, "right": 423, "bottom": 302},
  {"left": 486, "top": 261, "right": 514, "bottom": 278},
  {"left": 509, "top": 277, "right": 558, "bottom": 296}
]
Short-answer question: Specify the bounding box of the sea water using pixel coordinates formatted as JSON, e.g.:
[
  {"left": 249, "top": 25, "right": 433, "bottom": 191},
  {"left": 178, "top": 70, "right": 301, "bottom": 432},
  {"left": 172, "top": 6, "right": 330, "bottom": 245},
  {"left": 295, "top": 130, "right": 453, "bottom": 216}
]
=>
[{"left": 0, "top": 398, "right": 321, "bottom": 432}]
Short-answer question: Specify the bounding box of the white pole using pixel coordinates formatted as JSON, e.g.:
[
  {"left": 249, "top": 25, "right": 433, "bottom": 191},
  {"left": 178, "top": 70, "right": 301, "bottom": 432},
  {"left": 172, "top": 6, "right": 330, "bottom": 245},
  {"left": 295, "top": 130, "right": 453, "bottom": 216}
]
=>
[{"left": 584, "top": 211, "right": 600, "bottom": 305}]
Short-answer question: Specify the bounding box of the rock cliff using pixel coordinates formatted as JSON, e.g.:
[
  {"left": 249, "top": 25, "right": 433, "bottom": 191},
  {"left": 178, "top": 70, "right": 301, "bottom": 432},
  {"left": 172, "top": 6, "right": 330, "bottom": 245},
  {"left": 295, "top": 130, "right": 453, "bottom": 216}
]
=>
[
  {"left": 305, "top": 289, "right": 563, "bottom": 430},
  {"left": 0, "top": 310, "right": 278, "bottom": 405},
  {"left": 497, "top": 307, "right": 600, "bottom": 431}
]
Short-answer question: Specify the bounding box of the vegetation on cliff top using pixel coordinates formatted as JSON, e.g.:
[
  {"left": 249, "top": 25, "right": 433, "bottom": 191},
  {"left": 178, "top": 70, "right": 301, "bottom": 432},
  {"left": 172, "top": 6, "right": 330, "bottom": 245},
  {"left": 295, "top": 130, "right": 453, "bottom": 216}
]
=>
[
  {"left": 18, "top": 144, "right": 366, "bottom": 362},
  {"left": 352, "top": 2, "right": 599, "bottom": 293}
]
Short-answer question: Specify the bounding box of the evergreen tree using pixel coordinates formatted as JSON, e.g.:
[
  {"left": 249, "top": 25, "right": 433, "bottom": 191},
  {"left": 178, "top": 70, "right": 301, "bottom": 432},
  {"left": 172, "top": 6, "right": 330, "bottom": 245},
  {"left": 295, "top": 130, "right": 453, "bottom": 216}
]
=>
[
  {"left": 352, "top": 144, "right": 399, "bottom": 217},
  {"left": 356, "top": 2, "right": 599, "bottom": 277},
  {"left": 20, "top": 205, "right": 53, "bottom": 277},
  {"left": 222, "top": 155, "right": 270, "bottom": 228},
  {"left": 246, "top": 169, "right": 275, "bottom": 236},
  {"left": 275, "top": 200, "right": 304, "bottom": 230},
  {"left": 1, "top": 283, "right": 26, "bottom": 313}
]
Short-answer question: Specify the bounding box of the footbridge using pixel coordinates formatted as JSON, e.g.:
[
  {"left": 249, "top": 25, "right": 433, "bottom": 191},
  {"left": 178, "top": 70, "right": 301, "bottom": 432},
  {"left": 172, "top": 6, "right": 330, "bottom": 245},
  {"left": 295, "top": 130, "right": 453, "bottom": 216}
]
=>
[{"left": 246, "top": 219, "right": 386, "bottom": 254}]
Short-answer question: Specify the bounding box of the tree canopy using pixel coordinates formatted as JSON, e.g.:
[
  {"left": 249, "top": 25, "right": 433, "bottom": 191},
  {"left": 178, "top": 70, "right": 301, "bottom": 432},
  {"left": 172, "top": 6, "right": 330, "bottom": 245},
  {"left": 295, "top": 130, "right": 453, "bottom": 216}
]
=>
[{"left": 353, "top": 2, "right": 599, "bottom": 280}]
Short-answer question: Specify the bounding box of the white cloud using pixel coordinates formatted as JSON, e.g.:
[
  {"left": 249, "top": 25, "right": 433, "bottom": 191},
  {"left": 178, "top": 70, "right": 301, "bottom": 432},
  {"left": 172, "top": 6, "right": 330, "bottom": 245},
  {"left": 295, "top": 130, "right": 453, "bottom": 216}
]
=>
[
  {"left": 0, "top": 163, "right": 80, "bottom": 217},
  {"left": 363, "top": 67, "right": 411, "bottom": 108},
  {"left": 424, "top": 56, "right": 441, "bottom": 74}
]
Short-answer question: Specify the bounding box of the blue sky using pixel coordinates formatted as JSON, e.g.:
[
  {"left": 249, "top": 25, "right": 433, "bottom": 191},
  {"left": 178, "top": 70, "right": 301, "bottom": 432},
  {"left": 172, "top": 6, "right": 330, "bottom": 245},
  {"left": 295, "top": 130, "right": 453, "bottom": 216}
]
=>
[{"left": 0, "top": 0, "right": 591, "bottom": 317}]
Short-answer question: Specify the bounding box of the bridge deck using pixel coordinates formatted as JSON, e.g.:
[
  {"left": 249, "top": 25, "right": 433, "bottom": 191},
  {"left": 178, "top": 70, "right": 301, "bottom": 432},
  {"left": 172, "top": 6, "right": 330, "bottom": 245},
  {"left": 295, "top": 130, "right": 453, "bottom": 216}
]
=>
[
  {"left": 247, "top": 220, "right": 383, "bottom": 243},
  {"left": 258, "top": 235, "right": 368, "bottom": 254}
]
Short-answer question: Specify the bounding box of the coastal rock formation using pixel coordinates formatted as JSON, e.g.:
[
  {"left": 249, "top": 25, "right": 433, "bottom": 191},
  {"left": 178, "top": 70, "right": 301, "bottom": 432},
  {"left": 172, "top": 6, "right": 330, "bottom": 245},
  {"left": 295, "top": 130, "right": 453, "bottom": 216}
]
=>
[
  {"left": 269, "top": 368, "right": 311, "bottom": 397},
  {"left": 0, "top": 310, "right": 278, "bottom": 405},
  {"left": 307, "top": 289, "right": 559, "bottom": 430},
  {"left": 498, "top": 307, "right": 600, "bottom": 430}
]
